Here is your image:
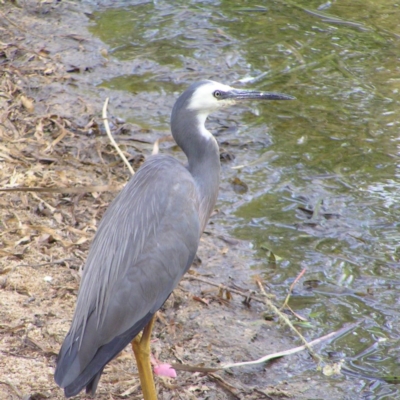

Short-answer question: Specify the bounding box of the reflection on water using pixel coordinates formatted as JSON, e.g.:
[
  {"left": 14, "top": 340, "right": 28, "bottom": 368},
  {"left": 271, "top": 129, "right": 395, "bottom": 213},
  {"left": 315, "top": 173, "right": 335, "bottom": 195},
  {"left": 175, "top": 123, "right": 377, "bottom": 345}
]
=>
[{"left": 90, "top": 0, "right": 400, "bottom": 397}]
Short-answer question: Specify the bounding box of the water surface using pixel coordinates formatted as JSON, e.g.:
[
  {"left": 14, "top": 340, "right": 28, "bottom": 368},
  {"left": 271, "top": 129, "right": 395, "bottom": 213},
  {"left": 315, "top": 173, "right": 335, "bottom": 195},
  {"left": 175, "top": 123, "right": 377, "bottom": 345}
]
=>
[{"left": 89, "top": 1, "right": 400, "bottom": 398}]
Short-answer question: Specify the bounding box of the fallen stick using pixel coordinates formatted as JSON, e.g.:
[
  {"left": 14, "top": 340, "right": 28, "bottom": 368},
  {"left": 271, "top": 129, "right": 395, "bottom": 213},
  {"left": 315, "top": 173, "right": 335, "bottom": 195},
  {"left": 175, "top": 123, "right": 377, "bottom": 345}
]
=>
[
  {"left": 223, "top": 320, "right": 362, "bottom": 369},
  {"left": 171, "top": 320, "right": 363, "bottom": 373},
  {"left": 102, "top": 97, "right": 135, "bottom": 176},
  {"left": 0, "top": 184, "right": 122, "bottom": 194},
  {"left": 255, "top": 276, "right": 322, "bottom": 362}
]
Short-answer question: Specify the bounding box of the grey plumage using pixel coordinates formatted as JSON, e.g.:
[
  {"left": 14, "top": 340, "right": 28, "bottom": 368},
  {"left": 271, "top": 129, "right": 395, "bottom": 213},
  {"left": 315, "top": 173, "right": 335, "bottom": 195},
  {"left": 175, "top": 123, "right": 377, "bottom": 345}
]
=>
[
  {"left": 54, "top": 80, "right": 294, "bottom": 397},
  {"left": 55, "top": 156, "right": 200, "bottom": 396}
]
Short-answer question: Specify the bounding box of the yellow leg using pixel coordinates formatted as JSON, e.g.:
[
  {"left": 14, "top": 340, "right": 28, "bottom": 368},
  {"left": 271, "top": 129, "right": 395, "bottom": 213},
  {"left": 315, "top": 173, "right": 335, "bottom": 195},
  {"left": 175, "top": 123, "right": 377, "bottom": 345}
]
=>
[{"left": 131, "top": 314, "right": 157, "bottom": 400}]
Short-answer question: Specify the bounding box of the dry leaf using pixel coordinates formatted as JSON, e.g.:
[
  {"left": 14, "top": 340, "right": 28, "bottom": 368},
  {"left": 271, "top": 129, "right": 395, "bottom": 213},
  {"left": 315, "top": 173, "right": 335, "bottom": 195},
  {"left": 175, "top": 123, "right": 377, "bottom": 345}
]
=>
[
  {"left": 220, "top": 246, "right": 229, "bottom": 255},
  {"left": 74, "top": 237, "right": 89, "bottom": 245},
  {"left": 44, "top": 67, "right": 55, "bottom": 75},
  {"left": 20, "top": 95, "right": 34, "bottom": 112}
]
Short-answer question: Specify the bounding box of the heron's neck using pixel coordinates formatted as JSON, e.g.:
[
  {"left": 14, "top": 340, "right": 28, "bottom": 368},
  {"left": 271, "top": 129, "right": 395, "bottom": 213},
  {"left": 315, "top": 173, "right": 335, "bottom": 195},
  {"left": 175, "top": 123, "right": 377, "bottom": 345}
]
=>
[{"left": 171, "top": 111, "right": 220, "bottom": 231}]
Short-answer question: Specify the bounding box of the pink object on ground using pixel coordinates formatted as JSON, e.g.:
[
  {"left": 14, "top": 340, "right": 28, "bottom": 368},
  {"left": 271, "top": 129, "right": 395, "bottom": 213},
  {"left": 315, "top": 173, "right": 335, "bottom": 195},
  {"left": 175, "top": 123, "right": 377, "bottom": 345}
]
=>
[{"left": 153, "top": 363, "right": 177, "bottom": 378}]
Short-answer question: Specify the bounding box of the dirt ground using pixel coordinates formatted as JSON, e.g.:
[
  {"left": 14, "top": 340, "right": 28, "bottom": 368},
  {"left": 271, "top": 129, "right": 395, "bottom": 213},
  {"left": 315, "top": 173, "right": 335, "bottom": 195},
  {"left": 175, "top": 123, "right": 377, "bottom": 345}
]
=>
[{"left": 0, "top": 2, "right": 355, "bottom": 399}]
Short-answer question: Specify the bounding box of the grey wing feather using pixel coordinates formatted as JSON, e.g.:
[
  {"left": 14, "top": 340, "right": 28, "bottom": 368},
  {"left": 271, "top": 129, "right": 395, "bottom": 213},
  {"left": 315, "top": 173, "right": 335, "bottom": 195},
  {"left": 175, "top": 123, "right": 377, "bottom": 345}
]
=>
[{"left": 54, "top": 155, "right": 201, "bottom": 393}]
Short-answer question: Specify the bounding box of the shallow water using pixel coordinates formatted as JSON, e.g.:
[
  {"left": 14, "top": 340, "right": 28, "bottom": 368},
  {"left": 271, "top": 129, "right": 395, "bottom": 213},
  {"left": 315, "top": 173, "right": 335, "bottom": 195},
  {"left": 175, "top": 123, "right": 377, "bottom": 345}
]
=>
[{"left": 89, "top": 1, "right": 400, "bottom": 398}]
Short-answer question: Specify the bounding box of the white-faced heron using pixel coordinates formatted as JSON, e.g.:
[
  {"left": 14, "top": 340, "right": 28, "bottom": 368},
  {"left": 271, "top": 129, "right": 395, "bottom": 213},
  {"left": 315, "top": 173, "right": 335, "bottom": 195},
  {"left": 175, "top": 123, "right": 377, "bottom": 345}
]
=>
[{"left": 54, "top": 80, "right": 294, "bottom": 398}]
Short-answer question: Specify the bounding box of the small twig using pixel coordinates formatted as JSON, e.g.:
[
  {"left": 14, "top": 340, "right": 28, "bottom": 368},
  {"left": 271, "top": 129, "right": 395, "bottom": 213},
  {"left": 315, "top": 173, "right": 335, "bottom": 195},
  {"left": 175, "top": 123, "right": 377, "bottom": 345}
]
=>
[
  {"left": 43, "top": 124, "right": 68, "bottom": 153},
  {"left": 284, "top": 303, "right": 307, "bottom": 322},
  {"left": 172, "top": 364, "right": 220, "bottom": 373},
  {"left": 44, "top": 117, "right": 75, "bottom": 153},
  {"left": 0, "top": 184, "right": 122, "bottom": 194},
  {"left": 44, "top": 129, "right": 68, "bottom": 153},
  {"left": 185, "top": 275, "right": 265, "bottom": 304},
  {"left": 0, "top": 379, "right": 22, "bottom": 398},
  {"left": 152, "top": 135, "right": 174, "bottom": 155},
  {"left": 254, "top": 387, "right": 275, "bottom": 400},
  {"left": 281, "top": 268, "right": 306, "bottom": 309},
  {"left": 255, "top": 276, "right": 322, "bottom": 363},
  {"left": 102, "top": 97, "right": 134, "bottom": 176},
  {"left": 208, "top": 373, "right": 241, "bottom": 398},
  {"left": 18, "top": 258, "right": 73, "bottom": 268},
  {"left": 31, "top": 192, "right": 56, "bottom": 213}
]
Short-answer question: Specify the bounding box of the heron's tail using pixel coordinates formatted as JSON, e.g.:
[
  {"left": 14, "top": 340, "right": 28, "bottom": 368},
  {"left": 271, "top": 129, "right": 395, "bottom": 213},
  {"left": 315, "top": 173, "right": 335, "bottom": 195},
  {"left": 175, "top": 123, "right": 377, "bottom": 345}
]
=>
[{"left": 55, "top": 311, "right": 154, "bottom": 397}]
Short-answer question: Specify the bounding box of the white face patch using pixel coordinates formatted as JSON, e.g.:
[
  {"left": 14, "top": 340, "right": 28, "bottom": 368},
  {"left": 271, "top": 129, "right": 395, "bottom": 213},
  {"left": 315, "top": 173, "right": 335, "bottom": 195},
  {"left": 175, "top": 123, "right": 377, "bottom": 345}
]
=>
[
  {"left": 195, "top": 111, "right": 214, "bottom": 140},
  {"left": 187, "top": 81, "right": 235, "bottom": 112}
]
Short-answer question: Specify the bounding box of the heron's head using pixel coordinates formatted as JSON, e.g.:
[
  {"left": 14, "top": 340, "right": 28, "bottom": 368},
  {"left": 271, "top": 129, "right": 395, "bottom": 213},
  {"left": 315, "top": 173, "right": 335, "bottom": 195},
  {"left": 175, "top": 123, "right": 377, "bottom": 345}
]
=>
[
  {"left": 184, "top": 80, "right": 295, "bottom": 113},
  {"left": 170, "top": 80, "right": 294, "bottom": 145}
]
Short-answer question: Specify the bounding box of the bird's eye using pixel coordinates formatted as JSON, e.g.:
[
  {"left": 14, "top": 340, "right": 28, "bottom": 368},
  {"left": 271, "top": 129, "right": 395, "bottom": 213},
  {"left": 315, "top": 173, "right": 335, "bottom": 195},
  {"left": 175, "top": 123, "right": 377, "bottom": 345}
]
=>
[{"left": 213, "top": 90, "right": 222, "bottom": 99}]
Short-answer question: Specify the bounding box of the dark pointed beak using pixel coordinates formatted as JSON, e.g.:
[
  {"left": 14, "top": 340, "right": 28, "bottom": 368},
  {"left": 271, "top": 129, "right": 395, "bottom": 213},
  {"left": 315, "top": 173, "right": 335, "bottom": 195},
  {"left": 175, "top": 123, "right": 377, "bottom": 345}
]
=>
[{"left": 224, "top": 89, "right": 295, "bottom": 101}]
